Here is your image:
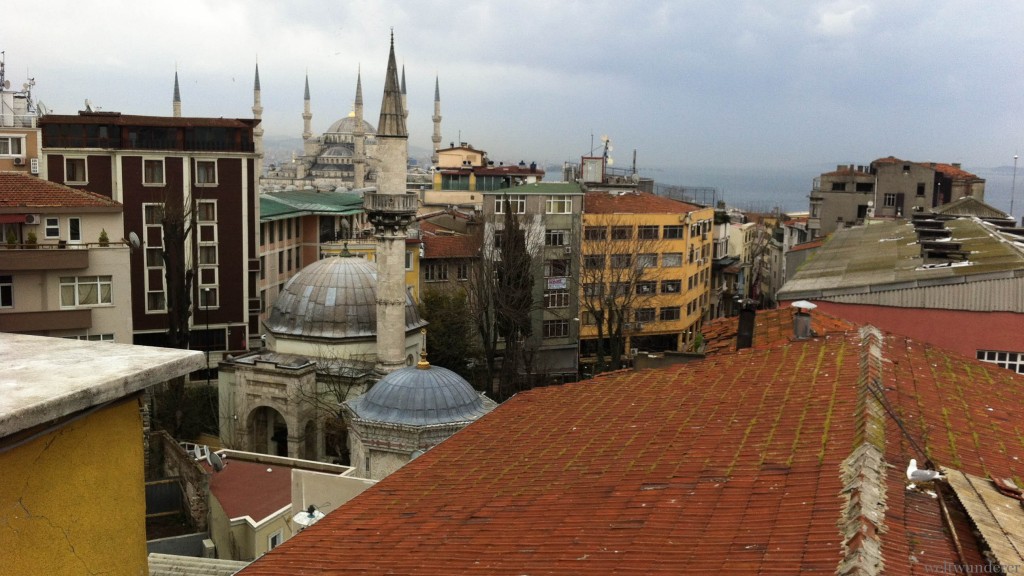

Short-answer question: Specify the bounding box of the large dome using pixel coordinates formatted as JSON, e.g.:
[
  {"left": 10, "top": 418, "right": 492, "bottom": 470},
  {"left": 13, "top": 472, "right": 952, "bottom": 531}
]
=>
[
  {"left": 347, "top": 365, "right": 492, "bottom": 426},
  {"left": 327, "top": 114, "right": 376, "bottom": 135},
  {"left": 265, "top": 256, "right": 425, "bottom": 340}
]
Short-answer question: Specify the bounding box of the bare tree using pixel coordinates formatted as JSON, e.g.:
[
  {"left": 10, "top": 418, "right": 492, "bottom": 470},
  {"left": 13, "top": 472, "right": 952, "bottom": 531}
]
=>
[{"left": 576, "top": 218, "right": 667, "bottom": 372}]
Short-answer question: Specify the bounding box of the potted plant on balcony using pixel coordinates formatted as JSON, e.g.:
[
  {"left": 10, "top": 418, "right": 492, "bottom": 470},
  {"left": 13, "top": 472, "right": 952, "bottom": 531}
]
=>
[
  {"left": 99, "top": 229, "right": 109, "bottom": 247},
  {"left": 26, "top": 231, "right": 37, "bottom": 249},
  {"left": 5, "top": 229, "right": 15, "bottom": 248}
]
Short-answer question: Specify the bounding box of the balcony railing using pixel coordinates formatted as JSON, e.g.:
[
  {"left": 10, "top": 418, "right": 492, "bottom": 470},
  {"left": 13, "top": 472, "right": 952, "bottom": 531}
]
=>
[{"left": 0, "top": 114, "right": 38, "bottom": 128}]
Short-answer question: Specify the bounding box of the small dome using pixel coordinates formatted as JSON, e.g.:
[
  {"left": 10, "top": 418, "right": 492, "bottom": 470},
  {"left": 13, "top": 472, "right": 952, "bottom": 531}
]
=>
[
  {"left": 348, "top": 366, "right": 491, "bottom": 426},
  {"left": 326, "top": 116, "right": 376, "bottom": 135},
  {"left": 265, "top": 256, "right": 425, "bottom": 340}
]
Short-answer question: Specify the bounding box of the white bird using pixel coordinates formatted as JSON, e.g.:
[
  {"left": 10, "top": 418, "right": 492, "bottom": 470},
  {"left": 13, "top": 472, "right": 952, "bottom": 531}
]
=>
[{"left": 907, "top": 459, "right": 945, "bottom": 482}]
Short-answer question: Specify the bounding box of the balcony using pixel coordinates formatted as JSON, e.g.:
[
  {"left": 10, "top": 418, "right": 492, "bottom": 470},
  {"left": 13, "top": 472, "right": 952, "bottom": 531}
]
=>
[
  {"left": 2, "top": 244, "right": 91, "bottom": 270},
  {"left": 363, "top": 192, "right": 418, "bottom": 230},
  {"left": 0, "top": 309, "right": 91, "bottom": 333}
]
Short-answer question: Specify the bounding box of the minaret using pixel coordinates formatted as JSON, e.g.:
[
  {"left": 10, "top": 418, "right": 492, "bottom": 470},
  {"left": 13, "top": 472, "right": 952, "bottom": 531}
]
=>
[
  {"left": 431, "top": 76, "right": 442, "bottom": 166},
  {"left": 353, "top": 66, "right": 366, "bottom": 189},
  {"left": 173, "top": 71, "right": 181, "bottom": 117},
  {"left": 252, "top": 63, "right": 264, "bottom": 173},
  {"left": 400, "top": 65, "right": 408, "bottom": 122},
  {"left": 365, "top": 32, "right": 416, "bottom": 376},
  {"left": 302, "top": 73, "right": 314, "bottom": 156}
]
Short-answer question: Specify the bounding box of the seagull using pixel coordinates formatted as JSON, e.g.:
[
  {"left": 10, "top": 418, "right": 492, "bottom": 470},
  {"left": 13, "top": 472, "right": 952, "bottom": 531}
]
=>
[{"left": 907, "top": 459, "right": 945, "bottom": 483}]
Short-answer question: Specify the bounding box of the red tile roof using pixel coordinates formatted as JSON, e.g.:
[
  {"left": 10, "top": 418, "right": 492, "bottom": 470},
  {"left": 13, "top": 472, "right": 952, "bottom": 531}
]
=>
[
  {"left": 584, "top": 190, "right": 700, "bottom": 214},
  {"left": 701, "top": 306, "right": 856, "bottom": 356},
  {"left": 788, "top": 238, "right": 825, "bottom": 252},
  {"left": 0, "top": 172, "right": 122, "bottom": 210},
  {"left": 931, "top": 162, "right": 981, "bottom": 180},
  {"left": 242, "top": 318, "right": 1024, "bottom": 575},
  {"left": 420, "top": 221, "right": 479, "bottom": 259},
  {"left": 207, "top": 459, "right": 292, "bottom": 522}
]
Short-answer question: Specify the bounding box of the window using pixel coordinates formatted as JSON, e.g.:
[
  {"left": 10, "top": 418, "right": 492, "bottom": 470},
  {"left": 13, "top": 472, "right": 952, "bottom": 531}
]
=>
[
  {"left": 68, "top": 217, "right": 82, "bottom": 242},
  {"left": 609, "top": 283, "right": 630, "bottom": 296},
  {"left": 855, "top": 182, "right": 873, "bottom": 192},
  {"left": 259, "top": 256, "right": 266, "bottom": 280},
  {"left": 542, "top": 319, "right": 569, "bottom": 338},
  {"left": 494, "top": 194, "right": 525, "bottom": 214},
  {"left": 611, "top": 226, "right": 632, "bottom": 240},
  {"left": 424, "top": 263, "right": 448, "bottom": 282},
  {"left": 610, "top": 254, "right": 631, "bottom": 269},
  {"left": 143, "top": 159, "right": 165, "bottom": 185},
  {"left": 584, "top": 226, "right": 607, "bottom": 241},
  {"left": 831, "top": 182, "right": 847, "bottom": 191},
  {"left": 917, "top": 183, "right": 926, "bottom": 196},
  {"left": 637, "top": 253, "right": 657, "bottom": 269},
  {"left": 581, "top": 311, "right": 597, "bottom": 325},
  {"left": 638, "top": 225, "right": 659, "bottom": 240},
  {"left": 199, "top": 246, "right": 218, "bottom": 265},
  {"left": 0, "top": 136, "right": 23, "bottom": 156},
  {"left": 144, "top": 203, "right": 166, "bottom": 312},
  {"left": 544, "top": 259, "right": 569, "bottom": 277},
  {"left": 65, "top": 333, "right": 115, "bottom": 342},
  {"left": 660, "top": 306, "right": 681, "bottom": 321},
  {"left": 544, "top": 289, "right": 570, "bottom": 308},
  {"left": 635, "top": 308, "right": 655, "bottom": 323},
  {"left": 44, "top": 217, "right": 60, "bottom": 239},
  {"left": 663, "top": 226, "right": 684, "bottom": 239},
  {"left": 269, "top": 221, "right": 276, "bottom": 243},
  {"left": 457, "top": 262, "right": 469, "bottom": 280},
  {"left": 405, "top": 250, "right": 413, "bottom": 270},
  {"left": 269, "top": 531, "right": 283, "bottom": 550},
  {"left": 636, "top": 281, "right": 656, "bottom": 295},
  {"left": 883, "top": 193, "right": 897, "bottom": 207},
  {"left": 195, "top": 159, "right": 217, "bottom": 185},
  {"left": 65, "top": 158, "right": 87, "bottom": 184},
  {"left": 545, "top": 229, "right": 569, "bottom": 246},
  {"left": 662, "top": 253, "right": 682, "bottom": 267},
  {"left": 583, "top": 254, "right": 604, "bottom": 269},
  {"left": 0, "top": 275, "right": 11, "bottom": 308},
  {"left": 977, "top": 350, "right": 1024, "bottom": 374},
  {"left": 661, "top": 279, "right": 681, "bottom": 293},
  {"left": 583, "top": 283, "right": 604, "bottom": 297},
  {"left": 545, "top": 197, "right": 571, "bottom": 214},
  {"left": 196, "top": 200, "right": 219, "bottom": 307},
  {"left": 60, "top": 276, "right": 112, "bottom": 307},
  {"left": 287, "top": 218, "right": 293, "bottom": 240},
  {"left": 199, "top": 287, "right": 218, "bottom": 308}
]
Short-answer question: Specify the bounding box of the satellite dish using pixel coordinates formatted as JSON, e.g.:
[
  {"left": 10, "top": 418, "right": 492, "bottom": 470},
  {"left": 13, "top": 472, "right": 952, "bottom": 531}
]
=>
[
  {"left": 606, "top": 145, "right": 613, "bottom": 153},
  {"left": 2, "top": 80, "right": 10, "bottom": 89},
  {"left": 631, "top": 173, "right": 641, "bottom": 184},
  {"left": 600, "top": 134, "right": 609, "bottom": 143},
  {"left": 208, "top": 451, "right": 225, "bottom": 472},
  {"left": 606, "top": 158, "right": 614, "bottom": 166},
  {"left": 867, "top": 201, "right": 874, "bottom": 207},
  {"left": 291, "top": 505, "right": 325, "bottom": 528},
  {"left": 127, "top": 231, "right": 141, "bottom": 250}
]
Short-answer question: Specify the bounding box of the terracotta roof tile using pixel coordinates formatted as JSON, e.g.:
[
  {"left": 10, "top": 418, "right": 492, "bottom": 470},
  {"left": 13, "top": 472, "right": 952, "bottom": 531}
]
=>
[
  {"left": 584, "top": 190, "right": 701, "bottom": 214},
  {"left": 420, "top": 221, "right": 479, "bottom": 259},
  {"left": 701, "top": 306, "right": 856, "bottom": 356},
  {"left": 0, "top": 172, "right": 122, "bottom": 210},
  {"left": 242, "top": 320, "right": 1024, "bottom": 575}
]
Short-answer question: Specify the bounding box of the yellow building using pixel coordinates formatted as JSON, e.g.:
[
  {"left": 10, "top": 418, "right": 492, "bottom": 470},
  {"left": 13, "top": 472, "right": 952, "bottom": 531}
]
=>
[
  {"left": 580, "top": 191, "right": 714, "bottom": 363},
  {"left": 1, "top": 333, "right": 203, "bottom": 575}
]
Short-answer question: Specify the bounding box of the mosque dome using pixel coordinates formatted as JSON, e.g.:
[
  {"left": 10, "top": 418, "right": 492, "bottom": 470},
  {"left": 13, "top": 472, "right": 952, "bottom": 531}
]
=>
[
  {"left": 326, "top": 113, "right": 376, "bottom": 136},
  {"left": 347, "top": 363, "right": 491, "bottom": 426},
  {"left": 265, "top": 256, "right": 425, "bottom": 340}
]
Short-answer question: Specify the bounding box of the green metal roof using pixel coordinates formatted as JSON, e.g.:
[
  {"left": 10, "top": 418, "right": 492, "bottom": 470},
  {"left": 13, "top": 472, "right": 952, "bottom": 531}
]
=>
[
  {"left": 779, "top": 218, "right": 1024, "bottom": 300},
  {"left": 260, "top": 189, "right": 364, "bottom": 221}
]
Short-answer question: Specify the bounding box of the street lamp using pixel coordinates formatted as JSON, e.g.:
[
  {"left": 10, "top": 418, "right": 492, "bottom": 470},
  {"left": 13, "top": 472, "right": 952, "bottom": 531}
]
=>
[
  {"left": 203, "top": 287, "right": 211, "bottom": 387},
  {"left": 1012, "top": 155, "right": 1019, "bottom": 223}
]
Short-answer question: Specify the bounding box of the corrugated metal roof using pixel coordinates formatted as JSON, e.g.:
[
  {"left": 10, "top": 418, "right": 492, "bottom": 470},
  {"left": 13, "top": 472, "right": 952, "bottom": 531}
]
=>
[{"left": 259, "top": 189, "right": 364, "bottom": 221}]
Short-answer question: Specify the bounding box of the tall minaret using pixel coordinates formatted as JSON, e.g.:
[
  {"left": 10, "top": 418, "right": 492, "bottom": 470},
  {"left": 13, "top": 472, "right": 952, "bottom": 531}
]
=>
[
  {"left": 302, "top": 74, "right": 314, "bottom": 156},
  {"left": 353, "top": 66, "right": 366, "bottom": 189},
  {"left": 431, "top": 76, "right": 442, "bottom": 166},
  {"left": 400, "top": 65, "right": 408, "bottom": 122},
  {"left": 365, "top": 32, "right": 416, "bottom": 376},
  {"left": 173, "top": 71, "right": 181, "bottom": 117},
  {"left": 252, "top": 63, "right": 264, "bottom": 175}
]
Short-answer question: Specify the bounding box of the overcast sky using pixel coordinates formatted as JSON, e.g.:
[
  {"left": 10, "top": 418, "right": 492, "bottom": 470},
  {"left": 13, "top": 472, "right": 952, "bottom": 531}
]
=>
[{"left": 6, "top": 1, "right": 1024, "bottom": 207}]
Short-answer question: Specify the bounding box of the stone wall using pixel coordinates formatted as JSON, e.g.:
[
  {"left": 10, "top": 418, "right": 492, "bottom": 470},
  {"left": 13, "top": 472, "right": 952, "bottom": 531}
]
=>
[{"left": 155, "top": 430, "right": 210, "bottom": 531}]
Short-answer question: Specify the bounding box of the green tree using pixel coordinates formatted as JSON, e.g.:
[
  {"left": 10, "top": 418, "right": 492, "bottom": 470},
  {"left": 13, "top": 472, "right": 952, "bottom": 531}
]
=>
[{"left": 419, "top": 287, "right": 478, "bottom": 379}]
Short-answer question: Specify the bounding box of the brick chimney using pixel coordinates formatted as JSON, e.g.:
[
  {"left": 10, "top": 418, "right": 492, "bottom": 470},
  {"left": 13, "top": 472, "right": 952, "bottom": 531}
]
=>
[{"left": 736, "top": 302, "right": 756, "bottom": 350}]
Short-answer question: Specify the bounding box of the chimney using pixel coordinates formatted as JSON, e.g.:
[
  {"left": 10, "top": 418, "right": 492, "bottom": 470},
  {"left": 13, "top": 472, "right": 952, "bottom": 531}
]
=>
[
  {"left": 952, "top": 163, "right": 961, "bottom": 169},
  {"left": 791, "top": 300, "right": 818, "bottom": 339},
  {"left": 736, "top": 302, "right": 756, "bottom": 350}
]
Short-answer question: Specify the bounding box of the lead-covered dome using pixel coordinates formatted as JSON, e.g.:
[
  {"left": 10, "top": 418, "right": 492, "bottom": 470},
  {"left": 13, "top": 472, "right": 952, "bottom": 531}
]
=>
[
  {"left": 347, "top": 364, "right": 494, "bottom": 426},
  {"left": 326, "top": 114, "right": 376, "bottom": 136},
  {"left": 265, "top": 256, "right": 425, "bottom": 340}
]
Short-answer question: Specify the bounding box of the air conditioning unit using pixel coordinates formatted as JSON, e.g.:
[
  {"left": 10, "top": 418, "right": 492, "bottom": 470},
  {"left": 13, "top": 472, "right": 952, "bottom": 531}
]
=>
[
  {"left": 630, "top": 348, "right": 639, "bottom": 356},
  {"left": 24, "top": 214, "right": 41, "bottom": 225},
  {"left": 29, "top": 158, "right": 39, "bottom": 174},
  {"left": 563, "top": 245, "right": 572, "bottom": 254},
  {"left": 12, "top": 157, "right": 25, "bottom": 166}
]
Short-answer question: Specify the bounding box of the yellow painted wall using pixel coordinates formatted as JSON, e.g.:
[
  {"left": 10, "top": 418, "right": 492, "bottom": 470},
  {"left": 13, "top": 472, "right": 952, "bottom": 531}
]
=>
[
  {"left": 580, "top": 207, "right": 714, "bottom": 350},
  {"left": 1, "top": 395, "right": 148, "bottom": 575},
  {"left": 340, "top": 242, "right": 422, "bottom": 301}
]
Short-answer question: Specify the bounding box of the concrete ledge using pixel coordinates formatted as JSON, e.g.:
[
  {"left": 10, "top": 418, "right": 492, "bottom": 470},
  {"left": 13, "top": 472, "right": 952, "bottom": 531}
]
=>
[{"left": 0, "top": 333, "right": 205, "bottom": 438}]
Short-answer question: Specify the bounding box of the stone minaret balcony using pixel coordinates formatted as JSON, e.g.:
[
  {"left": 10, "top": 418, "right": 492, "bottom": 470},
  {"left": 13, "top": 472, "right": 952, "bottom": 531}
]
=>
[{"left": 364, "top": 192, "right": 418, "bottom": 231}]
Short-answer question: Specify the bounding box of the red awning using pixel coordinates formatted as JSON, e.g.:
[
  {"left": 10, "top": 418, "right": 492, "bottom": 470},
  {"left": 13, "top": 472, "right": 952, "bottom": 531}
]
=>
[{"left": 0, "top": 214, "right": 27, "bottom": 224}]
